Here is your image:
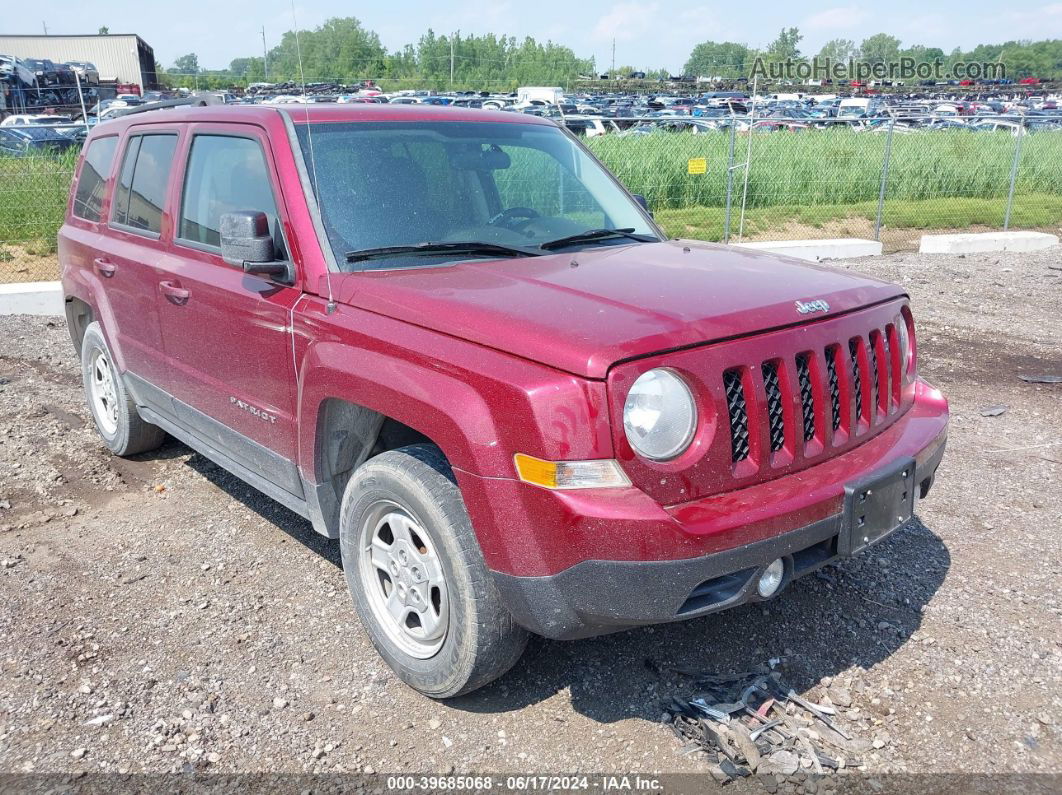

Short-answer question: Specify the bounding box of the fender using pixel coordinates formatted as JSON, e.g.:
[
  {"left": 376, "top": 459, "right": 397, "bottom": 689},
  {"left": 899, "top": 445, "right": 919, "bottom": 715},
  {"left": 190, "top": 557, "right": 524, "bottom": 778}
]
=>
[
  {"left": 295, "top": 338, "right": 501, "bottom": 479},
  {"left": 292, "top": 300, "right": 614, "bottom": 481},
  {"left": 290, "top": 300, "right": 615, "bottom": 543},
  {"left": 59, "top": 231, "right": 123, "bottom": 367}
]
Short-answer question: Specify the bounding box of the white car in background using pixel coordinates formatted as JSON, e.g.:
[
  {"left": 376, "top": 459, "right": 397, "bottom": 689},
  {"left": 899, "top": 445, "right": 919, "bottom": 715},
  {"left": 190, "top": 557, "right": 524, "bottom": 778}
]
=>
[
  {"left": 1, "top": 114, "right": 75, "bottom": 127},
  {"left": 561, "top": 115, "right": 621, "bottom": 137}
]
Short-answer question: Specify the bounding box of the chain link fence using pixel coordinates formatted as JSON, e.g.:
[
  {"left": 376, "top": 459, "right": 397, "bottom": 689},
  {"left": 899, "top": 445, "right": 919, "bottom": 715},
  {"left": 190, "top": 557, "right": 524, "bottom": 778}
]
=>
[
  {"left": 1, "top": 114, "right": 1060, "bottom": 283},
  {"left": 584, "top": 114, "right": 1062, "bottom": 252},
  {"left": 0, "top": 144, "right": 77, "bottom": 283}
]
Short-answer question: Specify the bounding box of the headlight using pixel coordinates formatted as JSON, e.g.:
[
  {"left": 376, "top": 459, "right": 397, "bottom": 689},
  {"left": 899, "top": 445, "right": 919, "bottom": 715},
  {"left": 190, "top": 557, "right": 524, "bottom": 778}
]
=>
[
  {"left": 896, "top": 313, "right": 914, "bottom": 375},
  {"left": 623, "top": 368, "right": 697, "bottom": 460}
]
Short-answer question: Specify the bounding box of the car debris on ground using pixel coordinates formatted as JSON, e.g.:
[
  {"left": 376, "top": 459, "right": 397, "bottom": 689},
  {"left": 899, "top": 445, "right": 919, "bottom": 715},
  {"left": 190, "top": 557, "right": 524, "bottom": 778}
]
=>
[
  {"left": 978, "top": 405, "right": 1007, "bottom": 416},
  {"left": 661, "top": 664, "right": 871, "bottom": 785}
]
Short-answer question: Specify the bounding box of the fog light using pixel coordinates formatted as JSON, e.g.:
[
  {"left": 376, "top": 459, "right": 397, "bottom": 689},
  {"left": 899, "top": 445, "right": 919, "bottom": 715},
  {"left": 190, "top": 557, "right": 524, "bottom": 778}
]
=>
[{"left": 757, "top": 559, "right": 785, "bottom": 598}]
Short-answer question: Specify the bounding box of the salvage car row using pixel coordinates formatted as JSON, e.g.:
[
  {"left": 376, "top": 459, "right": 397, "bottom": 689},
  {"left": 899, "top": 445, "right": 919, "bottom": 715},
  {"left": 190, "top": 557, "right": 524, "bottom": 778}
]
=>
[{"left": 1, "top": 84, "right": 1059, "bottom": 158}]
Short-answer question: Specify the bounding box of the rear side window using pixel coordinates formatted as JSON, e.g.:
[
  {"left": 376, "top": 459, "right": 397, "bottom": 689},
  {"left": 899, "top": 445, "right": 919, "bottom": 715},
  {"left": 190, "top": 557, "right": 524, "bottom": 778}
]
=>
[
  {"left": 72, "top": 136, "right": 118, "bottom": 222},
  {"left": 179, "top": 135, "right": 279, "bottom": 248},
  {"left": 111, "top": 133, "right": 177, "bottom": 234}
]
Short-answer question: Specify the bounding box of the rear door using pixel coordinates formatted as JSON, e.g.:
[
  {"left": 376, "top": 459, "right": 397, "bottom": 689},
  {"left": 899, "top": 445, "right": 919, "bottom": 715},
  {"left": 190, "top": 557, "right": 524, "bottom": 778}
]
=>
[
  {"left": 154, "top": 123, "right": 302, "bottom": 494},
  {"left": 95, "top": 129, "right": 180, "bottom": 392}
]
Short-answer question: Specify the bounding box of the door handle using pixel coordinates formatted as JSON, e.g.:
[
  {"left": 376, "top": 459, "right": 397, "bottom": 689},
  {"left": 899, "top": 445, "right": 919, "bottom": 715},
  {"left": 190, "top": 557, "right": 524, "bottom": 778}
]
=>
[
  {"left": 93, "top": 258, "right": 116, "bottom": 277},
  {"left": 159, "top": 280, "right": 191, "bottom": 304}
]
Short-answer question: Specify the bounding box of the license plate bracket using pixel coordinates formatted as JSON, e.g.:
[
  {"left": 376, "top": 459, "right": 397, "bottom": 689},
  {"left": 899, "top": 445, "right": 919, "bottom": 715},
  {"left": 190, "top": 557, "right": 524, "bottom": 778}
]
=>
[{"left": 840, "top": 457, "right": 916, "bottom": 557}]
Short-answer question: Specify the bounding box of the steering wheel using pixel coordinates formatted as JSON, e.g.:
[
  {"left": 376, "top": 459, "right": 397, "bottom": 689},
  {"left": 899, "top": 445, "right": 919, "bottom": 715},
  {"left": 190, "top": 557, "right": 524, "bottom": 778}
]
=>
[{"left": 489, "top": 207, "right": 540, "bottom": 231}]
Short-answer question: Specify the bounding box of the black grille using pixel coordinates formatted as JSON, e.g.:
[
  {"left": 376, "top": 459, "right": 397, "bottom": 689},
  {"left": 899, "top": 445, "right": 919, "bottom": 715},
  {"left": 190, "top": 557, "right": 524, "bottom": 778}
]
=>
[
  {"left": 795, "top": 353, "right": 815, "bottom": 442},
  {"left": 825, "top": 347, "right": 841, "bottom": 430},
  {"left": 869, "top": 332, "right": 881, "bottom": 414},
  {"left": 849, "top": 339, "right": 864, "bottom": 421},
  {"left": 761, "top": 361, "right": 785, "bottom": 452},
  {"left": 882, "top": 329, "right": 893, "bottom": 409},
  {"left": 723, "top": 370, "right": 750, "bottom": 462}
]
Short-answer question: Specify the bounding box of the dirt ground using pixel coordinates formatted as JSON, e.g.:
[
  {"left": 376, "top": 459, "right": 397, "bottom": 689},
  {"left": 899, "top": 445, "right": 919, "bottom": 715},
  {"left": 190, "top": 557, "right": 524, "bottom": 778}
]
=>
[{"left": 0, "top": 248, "right": 1060, "bottom": 781}]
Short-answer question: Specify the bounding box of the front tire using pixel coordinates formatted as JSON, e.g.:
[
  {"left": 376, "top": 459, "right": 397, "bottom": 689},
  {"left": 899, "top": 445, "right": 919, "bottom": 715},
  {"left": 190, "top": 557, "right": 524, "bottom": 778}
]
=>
[
  {"left": 340, "top": 444, "right": 528, "bottom": 698},
  {"left": 80, "top": 322, "right": 166, "bottom": 456}
]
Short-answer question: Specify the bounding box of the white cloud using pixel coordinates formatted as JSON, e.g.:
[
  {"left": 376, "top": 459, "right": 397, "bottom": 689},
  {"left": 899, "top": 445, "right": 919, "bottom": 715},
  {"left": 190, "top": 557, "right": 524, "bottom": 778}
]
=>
[
  {"left": 900, "top": 13, "right": 948, "bottom": 42},
  {"left": 453, "top": 1, "right": 516, "bottom": 32},
  {"left": 1001, "top": 3, "right": 1062, "bottom": 22},
  {"left": 803, "top": 6, "right": 870, "bottom": 31},
  {"left": 592, "top": 2, "right": 658, "bottom": 43}
]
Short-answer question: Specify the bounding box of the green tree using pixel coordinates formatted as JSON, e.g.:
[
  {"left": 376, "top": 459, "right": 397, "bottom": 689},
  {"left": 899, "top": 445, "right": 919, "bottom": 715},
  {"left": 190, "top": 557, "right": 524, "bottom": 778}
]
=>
[
  {"left": 766, "top": 27, "right": 803, "bottom": 61},
  {"left": 171, "top": 53, "right": 200, "bottom": 75},
  {"left": 900, "top": 44, "right": 944, "bottom": 62},
  {"left": 268, "top": 17, "right": 386, "bottom": 81},
  {"left": 859, "top": 33, "right": 902, "bottom": 65},
  {"left": 98, "top": 26, "right": 109, "bottom": 35},
  {"left": 818, "top": 38, "right": 857, "bottom": 62},
  {"left": 683, "top": 41, "right": 753, "bottom": 78}
]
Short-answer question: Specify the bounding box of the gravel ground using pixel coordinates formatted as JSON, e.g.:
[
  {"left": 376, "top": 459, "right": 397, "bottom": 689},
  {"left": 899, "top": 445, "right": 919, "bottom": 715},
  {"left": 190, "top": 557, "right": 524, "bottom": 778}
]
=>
[{"left": 0, "top": 248, "right": 1059, "bottom": 779}]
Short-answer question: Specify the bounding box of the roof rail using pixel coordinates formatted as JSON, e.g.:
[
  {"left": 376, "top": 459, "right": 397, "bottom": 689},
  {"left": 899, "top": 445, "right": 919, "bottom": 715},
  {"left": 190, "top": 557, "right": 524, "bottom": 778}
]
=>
[{"left": 112, "top": 96, "right": 222, "bottom": 118}]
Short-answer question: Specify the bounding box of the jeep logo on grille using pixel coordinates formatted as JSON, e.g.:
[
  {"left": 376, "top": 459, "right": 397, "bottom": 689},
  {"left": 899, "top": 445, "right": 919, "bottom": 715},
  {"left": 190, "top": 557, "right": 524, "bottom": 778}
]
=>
[{"left": 795, "top": 299, "right": 830, "bottom": 315}]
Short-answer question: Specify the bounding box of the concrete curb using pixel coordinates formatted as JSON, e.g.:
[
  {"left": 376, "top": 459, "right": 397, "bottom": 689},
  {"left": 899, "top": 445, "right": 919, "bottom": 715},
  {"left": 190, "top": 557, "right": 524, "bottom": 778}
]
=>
[
  {"left": 0, "top": 281, "right": 63, "bottom": 316},
  {"left": 731, "top": 238, "right": 883, "bottom": 262},
  {"left": 919, "top": 231, "right": 1059, "bottom": 254}
]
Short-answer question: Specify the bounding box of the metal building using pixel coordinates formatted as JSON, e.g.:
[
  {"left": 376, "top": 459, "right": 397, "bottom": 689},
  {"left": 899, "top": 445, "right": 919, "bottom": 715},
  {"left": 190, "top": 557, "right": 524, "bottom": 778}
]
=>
[{"left": 0, "top": 34, "right": 158, "bottom": 90}]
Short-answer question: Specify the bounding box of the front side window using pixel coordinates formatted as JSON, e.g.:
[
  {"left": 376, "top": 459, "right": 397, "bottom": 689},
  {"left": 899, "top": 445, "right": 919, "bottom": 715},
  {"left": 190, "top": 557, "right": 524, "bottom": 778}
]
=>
[
  {"left": 294, "top": 121, "right": 657, "bottom": 270},
  {"left": 179, "top": 135, "right": 279, "bottom": 248},
  {"left": 111, "top": 133, "right": 177, "bottom": 234},
  {"left": 73, "top": 136, "right": 118, "bottom": 222}
]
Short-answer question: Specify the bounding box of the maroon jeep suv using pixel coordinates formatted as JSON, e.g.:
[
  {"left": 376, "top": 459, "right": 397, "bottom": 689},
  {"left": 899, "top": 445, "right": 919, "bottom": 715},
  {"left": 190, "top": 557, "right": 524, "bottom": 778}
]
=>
[{"left": 59, "top": 104, "right": 948, "bottom": 697}]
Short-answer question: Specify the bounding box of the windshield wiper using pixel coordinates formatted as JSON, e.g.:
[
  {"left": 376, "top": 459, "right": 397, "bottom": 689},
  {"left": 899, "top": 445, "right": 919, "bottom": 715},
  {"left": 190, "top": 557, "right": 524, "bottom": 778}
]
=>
[
  {"left": 538, "top": 228, "right": 658, "bottom": 251},
  {"left": 345, "top": 241, "right": 539, "bottom": 263}
]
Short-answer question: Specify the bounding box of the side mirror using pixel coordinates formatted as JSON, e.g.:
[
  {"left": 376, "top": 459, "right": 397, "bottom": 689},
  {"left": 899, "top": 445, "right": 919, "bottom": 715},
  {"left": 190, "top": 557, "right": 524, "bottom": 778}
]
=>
[{"left": 220, "top": 211, "right": 286, "bottom": 276}]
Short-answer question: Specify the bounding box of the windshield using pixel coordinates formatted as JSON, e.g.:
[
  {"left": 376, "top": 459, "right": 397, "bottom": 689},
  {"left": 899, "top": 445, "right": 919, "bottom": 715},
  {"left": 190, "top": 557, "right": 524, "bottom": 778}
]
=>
[{"left": 294, "top": 121, "right": 658, "bottom": 270}]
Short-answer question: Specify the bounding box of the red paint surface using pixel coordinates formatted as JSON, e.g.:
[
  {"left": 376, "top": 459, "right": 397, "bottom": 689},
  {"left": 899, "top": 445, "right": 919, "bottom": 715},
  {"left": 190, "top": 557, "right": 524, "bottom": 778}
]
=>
[{"left": 60, "top": 105, "right": 949, "bottom": 580}]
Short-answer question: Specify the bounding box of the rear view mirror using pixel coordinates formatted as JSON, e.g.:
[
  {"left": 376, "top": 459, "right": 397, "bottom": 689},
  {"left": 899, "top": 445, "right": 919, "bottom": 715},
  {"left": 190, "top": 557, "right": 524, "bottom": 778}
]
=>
[
  {"left": 220, "top": 211, "right": 286, "bottom": 276},
  {"left": 451, "top": 144, "right": 511, "bottom": 171}
]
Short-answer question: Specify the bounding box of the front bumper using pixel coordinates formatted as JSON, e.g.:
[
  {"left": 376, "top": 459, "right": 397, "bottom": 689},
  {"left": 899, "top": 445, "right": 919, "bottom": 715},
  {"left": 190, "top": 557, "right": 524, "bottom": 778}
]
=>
[
  {"left": 475, "top": 378, "right": 948, "bottom": 640},
  {"left": 492, "top": 437, "right": 945, "bottom": 639}
]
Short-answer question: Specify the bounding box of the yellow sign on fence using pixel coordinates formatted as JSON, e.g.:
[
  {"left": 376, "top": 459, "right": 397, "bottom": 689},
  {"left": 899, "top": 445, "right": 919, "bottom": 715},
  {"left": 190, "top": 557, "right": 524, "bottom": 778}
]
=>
[{"left": 687, "top": 157, "right": 708, "bottom": 175}]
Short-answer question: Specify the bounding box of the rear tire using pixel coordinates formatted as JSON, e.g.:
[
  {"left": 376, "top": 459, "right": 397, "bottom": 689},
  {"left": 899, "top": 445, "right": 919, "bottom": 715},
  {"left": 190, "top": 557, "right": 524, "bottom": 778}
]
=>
[
  {"left": 340, "top": 444, "right": 528, "bottom": 698},
  {"left": 80, "top": 322, "right": 166, "bottom": 456}
]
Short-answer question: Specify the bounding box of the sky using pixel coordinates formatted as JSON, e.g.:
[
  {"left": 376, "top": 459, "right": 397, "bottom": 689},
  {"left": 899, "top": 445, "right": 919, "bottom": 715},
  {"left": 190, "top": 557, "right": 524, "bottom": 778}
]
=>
[{"left": 12, "top": 1, "right": 1062, "bottom": 74}]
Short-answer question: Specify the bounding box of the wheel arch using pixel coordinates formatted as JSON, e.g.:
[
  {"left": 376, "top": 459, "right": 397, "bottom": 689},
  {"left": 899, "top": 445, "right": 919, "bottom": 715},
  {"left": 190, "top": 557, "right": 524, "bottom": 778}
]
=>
[
  {"left": 64, "top": 296, "right": 94, "bottom": 354},
  {"left": 297, "top": 346, "right": 504, "bottom": 539}
]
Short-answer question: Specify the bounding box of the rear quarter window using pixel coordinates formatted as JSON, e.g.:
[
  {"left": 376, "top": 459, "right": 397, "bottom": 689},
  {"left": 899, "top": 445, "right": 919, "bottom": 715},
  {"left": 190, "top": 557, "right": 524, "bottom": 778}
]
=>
[
  {"left": 111, "top": 133, "right": 178, "bottom": 235},
  {"left": 72, "top": 136, "right": 118, "bottom": 222}
]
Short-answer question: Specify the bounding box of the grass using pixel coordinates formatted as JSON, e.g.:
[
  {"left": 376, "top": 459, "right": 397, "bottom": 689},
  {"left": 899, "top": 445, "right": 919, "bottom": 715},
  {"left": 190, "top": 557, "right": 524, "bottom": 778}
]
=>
[
  {"left": 655, "top": 194, "right": 1062, "bottom": 242},
  {"left": 0, "top": 128, "right": 1060, "bottom": 272},
  {"left": 588, "top": 127, "right": 1062, "bottom": 211},
  {"left": 0, "top": 152, "right": 76, "bottom": 258}
]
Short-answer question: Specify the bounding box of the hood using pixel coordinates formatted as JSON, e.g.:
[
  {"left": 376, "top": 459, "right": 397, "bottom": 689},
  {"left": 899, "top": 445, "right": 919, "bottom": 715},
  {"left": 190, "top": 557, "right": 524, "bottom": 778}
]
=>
[{"left": 330, "top": 240, "right": 905, "bottom": 379}]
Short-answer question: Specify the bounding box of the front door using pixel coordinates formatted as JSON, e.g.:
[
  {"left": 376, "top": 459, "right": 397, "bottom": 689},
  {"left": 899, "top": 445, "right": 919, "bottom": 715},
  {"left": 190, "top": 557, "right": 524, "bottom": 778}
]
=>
[{"left": 154, "top": 124, "right": 303, "bottom": 496}]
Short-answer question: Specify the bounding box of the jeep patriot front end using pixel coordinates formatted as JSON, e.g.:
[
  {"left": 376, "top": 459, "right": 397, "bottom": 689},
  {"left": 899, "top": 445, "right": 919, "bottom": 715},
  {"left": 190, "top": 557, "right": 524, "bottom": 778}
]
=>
[{"left": 59, "top": 104, "right": 948, "bottom": 697}]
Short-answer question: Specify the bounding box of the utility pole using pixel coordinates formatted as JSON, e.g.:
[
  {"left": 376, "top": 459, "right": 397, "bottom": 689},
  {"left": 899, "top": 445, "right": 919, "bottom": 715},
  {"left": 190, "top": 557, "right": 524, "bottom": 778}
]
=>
[
  {"left": 42, "top": 21, "right": 49, "bottom": 35},
  {"left": 450, "top": 32, "right": 455, "bottom": 87},
  {"left": 611, "top": 38, "right": 615, "bottom": 79},
  {"left": 262, "top": 26, "right": 268, "bottom": 78}
]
